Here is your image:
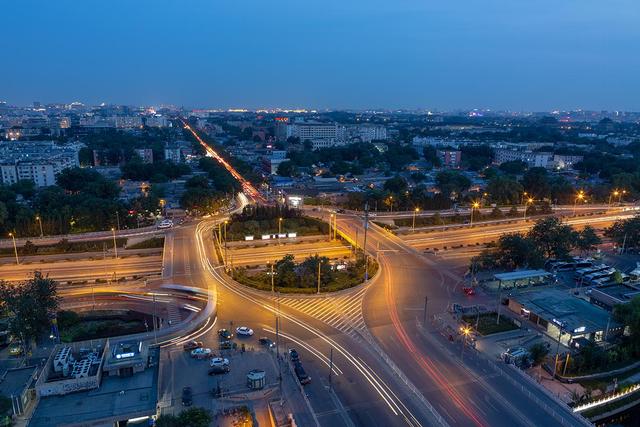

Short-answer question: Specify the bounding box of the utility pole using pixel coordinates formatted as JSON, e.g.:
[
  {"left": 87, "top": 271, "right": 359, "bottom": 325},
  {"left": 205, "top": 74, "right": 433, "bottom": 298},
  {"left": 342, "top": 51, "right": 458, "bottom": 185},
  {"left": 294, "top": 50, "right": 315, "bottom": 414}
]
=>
[
  {"left": 317, "top": 259, "right": 322, "bottom": 295},
  {"left": 423, "top": 296, "right": 428, "bottom": 326},
  {"left": 271, "top": 263, "right": 275, "bottom": 293},
  {"left": 111, "top": 228, "right": 118, "bottom": 259},
  {"left": 329, "top": 347, "right": 334, "bottom": 389},
  {"left": 153, "top": 290, "right": 158, "bottom": 344},
  {"left": 363, "top": 202, "right": 369, "bottom": 281},
  {"left": 116, "top": 210, "right": 121, "bottom": 231}
]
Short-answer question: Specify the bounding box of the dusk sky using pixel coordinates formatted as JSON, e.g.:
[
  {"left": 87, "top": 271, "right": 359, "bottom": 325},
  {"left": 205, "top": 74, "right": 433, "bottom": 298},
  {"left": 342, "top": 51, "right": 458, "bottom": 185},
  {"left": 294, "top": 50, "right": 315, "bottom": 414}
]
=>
[{"left": 2, "top": 0, "right": 639, "bottom": 111}]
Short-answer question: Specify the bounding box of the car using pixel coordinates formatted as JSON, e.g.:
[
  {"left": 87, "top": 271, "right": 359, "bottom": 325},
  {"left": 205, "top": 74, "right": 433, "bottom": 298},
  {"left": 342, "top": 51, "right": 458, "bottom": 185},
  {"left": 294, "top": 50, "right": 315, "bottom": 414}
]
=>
[
  {"left": 209, "top": 357, "right": 230, "bottom": 367},
  {"left": 183, "top": 340, "right": 203, "bottom": 351},
  {"left": 294, "top": 362, "right": 311, "bottom": 385},
  {"left": 218, "top": 329, "right": 233, "bottom": 340},
  {"left": 462, "top": 286, "right": 475, "bottom": 296},
  {"left": 288, "top": 348, "right": 299, "bottom": 362},
  {"left": 235, "top": 326, "right": 254, "bottom": 337},
  {"left": 8, "top": 343, "right": 23, "bottom": 356},
  {"left": 336, "top": 209, "right": 345, "bottom": 214},
  {"left": 182, "top": 386, "right": 193, "bottom": 406},
  {"left": 259, "top": 337, "right": 275, "bottom": 348},
  {"left": 157, "top": 219, "right": 174, "bottom": 229},
  {"left": 208, "top": 365, "right": 230, "bottom": 375},
  {"left": 190, "top": 348, "right": 212, "bottom": 359}
]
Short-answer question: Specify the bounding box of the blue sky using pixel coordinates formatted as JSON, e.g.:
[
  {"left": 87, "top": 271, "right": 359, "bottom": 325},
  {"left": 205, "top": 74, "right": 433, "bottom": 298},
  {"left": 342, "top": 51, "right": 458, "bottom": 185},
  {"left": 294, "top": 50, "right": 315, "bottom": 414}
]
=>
[{"left": 1, "top": 0, "right": 639, "bottom": 110}]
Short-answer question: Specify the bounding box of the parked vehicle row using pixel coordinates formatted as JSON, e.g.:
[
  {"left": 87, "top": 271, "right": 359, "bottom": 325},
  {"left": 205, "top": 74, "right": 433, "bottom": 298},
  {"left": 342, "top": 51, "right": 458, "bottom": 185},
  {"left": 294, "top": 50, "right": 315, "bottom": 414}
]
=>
[{"left": 289, "top": 348, "right": 311, "bottom": 385}]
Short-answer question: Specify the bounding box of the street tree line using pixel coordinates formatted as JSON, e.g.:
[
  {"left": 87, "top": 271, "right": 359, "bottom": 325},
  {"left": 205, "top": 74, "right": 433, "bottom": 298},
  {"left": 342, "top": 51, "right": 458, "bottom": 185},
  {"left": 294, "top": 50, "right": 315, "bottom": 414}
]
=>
[{"left": 472, "top": 217, "right": 602, "bottom": 271}]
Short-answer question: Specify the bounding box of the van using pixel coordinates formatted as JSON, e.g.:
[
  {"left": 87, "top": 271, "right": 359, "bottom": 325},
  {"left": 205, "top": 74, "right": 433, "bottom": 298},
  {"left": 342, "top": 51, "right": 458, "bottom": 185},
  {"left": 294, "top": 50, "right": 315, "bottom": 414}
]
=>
[{"left": 575, "top": 265, "right": 608, "bottom": 280}]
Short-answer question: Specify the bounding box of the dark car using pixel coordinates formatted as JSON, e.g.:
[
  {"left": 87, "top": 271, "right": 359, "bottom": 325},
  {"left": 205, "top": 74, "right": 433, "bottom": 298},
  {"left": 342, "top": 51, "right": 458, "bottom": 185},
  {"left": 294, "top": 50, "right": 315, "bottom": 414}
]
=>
[
  {"left": 208, "top": 365, "right": 230, "bottom": 375},
  {"left": 219, "top": 340, "right": 237, "bottom": 350},
  {"left": 294, "top": 362, "right": 311, "bottom": 385},
  {"left": 181, "top": 386, "right": 193, "bottom": 406},
  {"left": 259, "top": 337, "right": 275, "bottom": 348},
  {"left": 288, "top": 348, "right": 299, "bottom": 362},
  {"left": 182, "top": 340, "right": 203, "bottom": 351},
  {"left": 218, "top": 329, "right": 233, "bottom": 340}
]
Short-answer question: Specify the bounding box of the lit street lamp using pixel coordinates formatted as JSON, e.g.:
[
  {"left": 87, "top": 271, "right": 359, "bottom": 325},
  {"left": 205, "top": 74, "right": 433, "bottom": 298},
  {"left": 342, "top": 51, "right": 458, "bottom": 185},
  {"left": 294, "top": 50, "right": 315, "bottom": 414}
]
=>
[
  {"left": 8, "top": 232, "right": 19, "bottom": 265},
  {"left": 523, "top": 197, "right": 534, "bottom": 221},
  {"left": 460, "top": 326, "right": 472, "bottom": 359},
  {"left": 278, "top": 217, "right": 283, "bottom": 235},
  {"left": 573, "top": 191, "right": 585, "bottom": 216},
  {"left": 412, "top": 207, "right": 420, "bottom": 231},
  {"left": 35, "top": 215, "right": 44, "bottom": 238},
  {"left": 469, "top": 201, "right": 480, "bottom": 227}
]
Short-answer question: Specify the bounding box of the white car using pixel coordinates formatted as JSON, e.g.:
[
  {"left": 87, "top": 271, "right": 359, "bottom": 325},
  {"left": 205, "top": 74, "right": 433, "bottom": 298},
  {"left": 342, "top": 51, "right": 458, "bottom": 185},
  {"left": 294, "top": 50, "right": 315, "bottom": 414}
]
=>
[
  {"left": 235, "top": 326, "right": 254, "bottom": 337},
  {"left": 190, "top": 348, "right": 212, "bottom": 359},
  {"left": 209, "top": 357, "right": 230, "bottom": 367},
  {"left": 157, "top": 219, "right": 174, "bottom": 229}
]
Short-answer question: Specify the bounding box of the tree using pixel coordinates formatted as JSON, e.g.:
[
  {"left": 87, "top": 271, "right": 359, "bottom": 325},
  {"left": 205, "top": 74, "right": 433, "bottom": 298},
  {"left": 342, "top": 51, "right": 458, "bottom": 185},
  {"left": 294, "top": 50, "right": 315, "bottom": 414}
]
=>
[
  {"left": 276, "top": 161, "right": 296, "bottom": 177},
  {"left": 423, "top": 146, "right": 442, "bottom": 167},
  {"left": 521, "top": 167, "right": 550, "bottom": 199},
  {"left": 178, "top": 407, "right": 213, "bottom": 427},
  {"left": 605, "top": 216, "right": 640, "bottom": 251},
  {"left": 527, "top": 217, "right": 577, "bottom": 259},
  {"left": 499, "top": 160, "right": 528, "bottom": 175},
  {"left": 473, "top": 233, "right": 543, "bottom": 271},
  {"left": 528, "top": 342, "right": 549, "bottom": 366},
  {"left": 486, "top": 176, "right": 523, "bottom": 205},
  {"left": 614, "top": 296, "right": 640, "bottom": 353},
  {"left": 0, "top": 272, "right": 59, "bottom": 350},
  {"left": 460, "top": 145, "right": 494, "bottom": 171},
  {"left": 435, "top": 170, "right": 471, "bottom": 198},
  {"left": 575, "top": 226, "right": 602, "bottom": 255},
  {"left": 383, "top": 176, "right": 408, "bottom": 194}
]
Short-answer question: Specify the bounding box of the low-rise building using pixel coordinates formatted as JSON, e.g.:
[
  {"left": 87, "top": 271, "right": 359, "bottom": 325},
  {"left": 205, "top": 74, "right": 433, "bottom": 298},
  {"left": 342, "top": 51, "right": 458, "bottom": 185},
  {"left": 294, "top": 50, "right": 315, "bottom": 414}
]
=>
[
  {"left": 507, "top": 289, "right": 622, "bottom": 346},
  {"left": 134, "top": 148, "right": 154, "bottom": 164},
  {"left": 0, "top": 141, "right": 81, "bottom": 187},
  {"left": 437, "top": 149, "right": 461, "bottom": 168}
]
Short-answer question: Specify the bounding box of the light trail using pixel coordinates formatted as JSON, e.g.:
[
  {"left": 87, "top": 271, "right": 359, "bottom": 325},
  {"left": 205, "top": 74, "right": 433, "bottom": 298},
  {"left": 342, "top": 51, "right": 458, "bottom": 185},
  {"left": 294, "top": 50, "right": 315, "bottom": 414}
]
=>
[
  {"left": 382, "top": 254, "right": 486, "bottom": 427},
  {"left": 262, "top": 326, "right": 343, "bottom": 375},
  {"left": 194, "top": 219, "right": 428, "bottom": 426},
  {"left": 181, "top": 119, "right": 263, "bottom": 202}
]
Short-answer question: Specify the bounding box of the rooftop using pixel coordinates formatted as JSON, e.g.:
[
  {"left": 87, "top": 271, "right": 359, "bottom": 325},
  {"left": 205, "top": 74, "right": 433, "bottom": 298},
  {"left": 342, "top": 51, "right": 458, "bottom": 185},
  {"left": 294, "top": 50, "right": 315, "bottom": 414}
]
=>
[
  {"left": 29, "top": 348, "right": 159, "bottom": 427},
  {"left": 494, "top": 270, "right": 550, "bottom": 282},
  {"left": 514, "top": 289, "right": 618, "bottom": 334},
  {"left": 0, "top": 366, "right": 37, "bottom": 398}
]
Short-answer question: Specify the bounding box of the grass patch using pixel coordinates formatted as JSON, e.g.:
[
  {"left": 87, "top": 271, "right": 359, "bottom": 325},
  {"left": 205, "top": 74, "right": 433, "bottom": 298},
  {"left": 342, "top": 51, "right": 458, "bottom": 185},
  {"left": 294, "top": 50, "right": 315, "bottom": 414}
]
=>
[
  {"left": 461, "top": 312, "right": 519, "bottom": 336},
  {"left": 127, "top": 236, "right": 165, "bottom": 250},
  {"left": 232, "top": 259, "right": 378, "bottom": 294},
  {"left": 57, "top": 310, "right": 152, "bottom": 342}
]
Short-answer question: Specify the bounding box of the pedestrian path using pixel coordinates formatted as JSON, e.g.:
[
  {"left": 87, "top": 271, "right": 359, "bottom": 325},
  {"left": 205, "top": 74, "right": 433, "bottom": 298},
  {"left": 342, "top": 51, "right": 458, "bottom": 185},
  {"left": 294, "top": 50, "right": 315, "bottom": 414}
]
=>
[
  {"left": 166, "top": 303, "right": 182, "bottom": 325},
  {"left": 274, "top": 286, "right": 369, "bottom": 340}
]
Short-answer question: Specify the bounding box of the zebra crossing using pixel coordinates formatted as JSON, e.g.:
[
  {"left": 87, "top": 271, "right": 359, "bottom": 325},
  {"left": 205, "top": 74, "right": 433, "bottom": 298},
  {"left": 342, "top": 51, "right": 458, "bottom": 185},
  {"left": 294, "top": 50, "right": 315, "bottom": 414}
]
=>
[
  {"left": 273, "top": 286, "right": 369, "bottom": 339},
  {"left": 166, "top": 303, "right": 182, "bottom": 325}
]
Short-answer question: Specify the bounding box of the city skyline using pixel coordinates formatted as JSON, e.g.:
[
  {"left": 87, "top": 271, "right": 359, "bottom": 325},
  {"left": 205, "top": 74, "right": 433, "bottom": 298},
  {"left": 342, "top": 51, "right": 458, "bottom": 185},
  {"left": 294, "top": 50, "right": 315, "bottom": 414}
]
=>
[{"left": 2, "top": 0, "right": 640, "bottom": 111}]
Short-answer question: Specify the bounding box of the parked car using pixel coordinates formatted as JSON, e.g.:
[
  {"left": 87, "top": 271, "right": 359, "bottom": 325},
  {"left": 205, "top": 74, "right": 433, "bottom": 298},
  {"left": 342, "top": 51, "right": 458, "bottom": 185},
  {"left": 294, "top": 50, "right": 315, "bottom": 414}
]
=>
[
  {"left": 236, "top": 326, "right": 254, "bottom": 337},
  {"left": 210, "top": 357, "right": 230, "bottom": 367},
  {"left": 208, "top": 365, "right": 230, "bottom": 375},
  {"left": 182, "top": 386, "right": 193, "bottom": 406},
  {"left": 294, "top": 362, "right": 311, "bottom": 385},
  {"left": 259, "top": 337, "right": 275, "bottom": 348},
  {"left": 218, "top": 329, "right": 233, "bottom": 340},
  {"left": 190, "top": 348, "right": 212, "bottom": 359},
  {"left": 288, "top": 348, "right": 299, "bottom": 362},
  {"left": 183, "top": 340, "right": 203, "bottom": 351}
]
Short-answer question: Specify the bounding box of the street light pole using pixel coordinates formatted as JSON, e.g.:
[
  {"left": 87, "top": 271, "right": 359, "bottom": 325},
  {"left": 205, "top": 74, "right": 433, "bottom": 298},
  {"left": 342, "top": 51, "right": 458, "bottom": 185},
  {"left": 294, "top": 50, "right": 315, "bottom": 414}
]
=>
[
  {"left": 36, "top": 216, "right": 44, "bottom": 238},
  {"left": 317, "top": 258, "right": 322, "bottom": 295},
  {"left": 111, "top": 228, "right": 118, "bottom": 259},
  {"left": 470, "top": 202, "right": 479, "bottom": 227},
  {"left": 573, "top": 191, "right": 585, "bottom": 216},
  {"left": 9, "top": 233, "right": 19, "bottom": 265},
  {"left": 413, "top": 208, "right": 419, "bottom": 231},
  {"left": 363, "top": 202, "right": 369, "bottom": 281},
  {"left": 523, "top": 197, "right": 533, "bottom": 221}
]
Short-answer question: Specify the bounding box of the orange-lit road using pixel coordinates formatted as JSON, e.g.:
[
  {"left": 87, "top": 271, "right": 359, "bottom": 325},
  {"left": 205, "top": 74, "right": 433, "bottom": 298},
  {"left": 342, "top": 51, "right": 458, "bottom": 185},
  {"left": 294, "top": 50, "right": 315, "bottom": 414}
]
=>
[{"left": 180, "top": 119, "right": 264, "bottom": 203}]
